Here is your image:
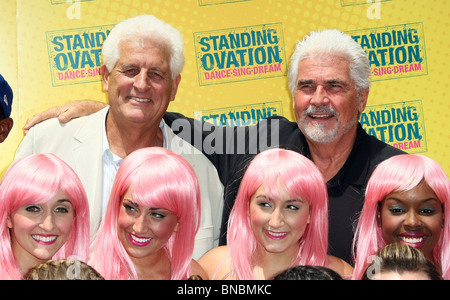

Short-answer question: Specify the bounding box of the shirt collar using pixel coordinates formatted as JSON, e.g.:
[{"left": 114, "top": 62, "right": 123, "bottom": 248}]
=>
[
  {"left": 327, "top": 123, "right": 370, "bottom": 188},
  {"left": 101, "top": 107, "right": 169, "bottom": 155},
  {"left": 160, "top": 118, "right": 169, "bottom": 149},
  {"left": 301, "top": 123, "right": 370, "bottom": 188}
]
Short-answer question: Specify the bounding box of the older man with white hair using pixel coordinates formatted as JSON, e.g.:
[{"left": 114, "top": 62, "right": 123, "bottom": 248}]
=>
[
  {"left": 165, "top": 29, "right": 405, "bottom": 264},
  {"left": 24, "top": 29, "right": 405, "bottom": 265},
  {"left": 14, "top": 15, "right": 224, "bottom": 260}
]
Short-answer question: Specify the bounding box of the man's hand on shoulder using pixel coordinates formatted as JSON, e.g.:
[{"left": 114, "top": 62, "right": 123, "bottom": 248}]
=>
[{"left": 24, "top": 100, "right": 107, "bottom": 134}]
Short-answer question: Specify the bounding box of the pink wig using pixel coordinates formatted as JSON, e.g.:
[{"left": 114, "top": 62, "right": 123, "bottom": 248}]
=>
[
  {"left": 352, "top": 154, "right": 450, "bottom": 279},
  {"left": 89, "top": 147, "right": 201, "bottom": 280},
  {"left": 0, "top": 154, "right": 90, "bottom": 280},
  {"left": 227, "top": 148, "right": 329, "bottom": 279}
]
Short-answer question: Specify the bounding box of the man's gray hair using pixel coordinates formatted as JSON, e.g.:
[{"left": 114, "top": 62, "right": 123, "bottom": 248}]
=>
[
  {"left": 288, "top": 29, "right": 371, "bottom": 96},
  {"left": 102, "top": 15, "right": 185, "bottom": 79}
]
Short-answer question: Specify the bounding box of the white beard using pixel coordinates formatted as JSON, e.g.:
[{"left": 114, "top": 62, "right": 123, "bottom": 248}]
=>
[{"left": 298, "top": 105, "right": 358, "bottom": 144}]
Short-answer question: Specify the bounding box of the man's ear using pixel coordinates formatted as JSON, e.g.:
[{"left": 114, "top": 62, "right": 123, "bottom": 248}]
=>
[
  {"left": 170, "top": 75, "right": 181, "bottom": 102},
  {"left": 101, "top": 65, "right": 110, "bottom": 93},
  {"left": 358, "top": 88, "right": 369, "bottom": 114},
  {"left": 0, "top": 118, "right": 13, "bottom": 143}
]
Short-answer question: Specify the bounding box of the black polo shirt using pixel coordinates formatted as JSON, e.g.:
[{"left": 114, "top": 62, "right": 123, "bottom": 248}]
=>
[{"left": 164, "top": 113, "right": 405, "bottom": 265}]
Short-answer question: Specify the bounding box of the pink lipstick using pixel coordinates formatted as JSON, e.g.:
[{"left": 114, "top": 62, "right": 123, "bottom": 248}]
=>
[
  {"left": 128, "top": 233, "right": 153, "bottom": 247},
  {"left": 264, "top": 230, "right": 288, "bottom": 240},
  {"left": 399, "top": 232, "right": 427, "bottom": 248},
  {"left": 32, "top": 234, "right": 58, "bottom": 245}
]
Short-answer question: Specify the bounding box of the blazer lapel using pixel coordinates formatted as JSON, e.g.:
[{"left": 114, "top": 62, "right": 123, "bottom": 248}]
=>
[{"left": 71, "top": 107, "right": 108, "bottom": 236}]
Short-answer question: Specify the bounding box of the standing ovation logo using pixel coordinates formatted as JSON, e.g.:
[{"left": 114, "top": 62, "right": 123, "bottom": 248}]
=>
[
  {"left": 194, "top": 23, "right": 287, "bottom": 86},
  {"left": 194, "top": 101, "right": 282, "bottom": 127},
  {"left": 361, "top": 100, "right": 427, "bottom": 153},
  {"left": 46, "top": 25, "right": 113, "bottom": 86},
  {"left": 348, "top": 23, "right": 427, "bottom": 81}
]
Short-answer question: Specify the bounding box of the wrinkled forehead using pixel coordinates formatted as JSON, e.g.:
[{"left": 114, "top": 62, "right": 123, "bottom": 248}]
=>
[
  {"left": 297, "top": 54, "right": 351, "bottom": 74},
  {"left": 296, "top": 55, "right": 354, "bottom": 87}
]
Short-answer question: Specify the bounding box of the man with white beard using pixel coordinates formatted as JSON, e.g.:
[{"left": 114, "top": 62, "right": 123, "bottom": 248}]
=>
[
  {"left": 168, "top": 29, "right": 405, "bottom": 264},
  {"left": 23, "top": 29, "right": 405, "bottom": 265}
]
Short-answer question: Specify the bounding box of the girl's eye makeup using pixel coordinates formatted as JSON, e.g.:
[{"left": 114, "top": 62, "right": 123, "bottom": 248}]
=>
[
  {"left": 54, "top": 206, "right": 70, "bottom": 214},
  {"left": 287, "top": 204, "right": 299, "bottom": 210},
  {"left": 123, "top": 201, "right": 139, "bottom": 214},
  {"left": 419, "top": 207, "right": 436, "bottom": 215},
  {"left": 150, "top": 212, "right": 166, "bottom": 219},
  {"left": 258, "top": 201, "right": 271, "bottom": 208},
  {"left": 25, "top": 205, "right": 41, "bottom": 213},
  {"left": 388, "top": 205, "right": 406, "bottom": 214}
]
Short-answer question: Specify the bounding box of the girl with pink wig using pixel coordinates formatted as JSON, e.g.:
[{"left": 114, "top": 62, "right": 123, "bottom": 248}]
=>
[
  {"left": 89, "top": 147, "right": 206, "bottom": 280},
  {"left": 199, "top": 148, "right": 353, "bottom": 279},
  {"left": 0, "top": 154, "right": 90, "bottom": 279},
  {"left": 352, "top": 154, "right": 450, "bottom": 280}
]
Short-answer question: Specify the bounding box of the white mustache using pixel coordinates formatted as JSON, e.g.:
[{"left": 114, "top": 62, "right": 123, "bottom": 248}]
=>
[{"left": 304, "top": 105, "right": 337, "bottom": 115}]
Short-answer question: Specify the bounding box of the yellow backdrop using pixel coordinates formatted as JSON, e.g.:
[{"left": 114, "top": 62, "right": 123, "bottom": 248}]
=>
[{"left": 1, "top": 0, "right": 449, "bottom": 178}]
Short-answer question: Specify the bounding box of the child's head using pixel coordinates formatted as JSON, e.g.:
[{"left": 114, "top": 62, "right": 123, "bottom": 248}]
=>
[
  {"left": 25, "top": 258, "right": 104, "bottom": 280},
  {"left": 362, "top": 243, "right": 442, "bottom": 280}
]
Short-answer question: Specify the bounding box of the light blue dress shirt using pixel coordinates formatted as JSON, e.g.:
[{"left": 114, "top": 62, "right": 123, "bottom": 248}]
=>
[{"left": 101, "top": 113, "right": 168, "bottom": 217}]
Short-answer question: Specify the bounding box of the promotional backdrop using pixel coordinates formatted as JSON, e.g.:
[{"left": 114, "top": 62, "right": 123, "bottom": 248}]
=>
[{"left": 1, "top": 0, "right": 449, "bottom": 178}]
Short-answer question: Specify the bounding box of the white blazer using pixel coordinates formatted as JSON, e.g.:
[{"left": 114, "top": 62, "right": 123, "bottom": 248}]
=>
[{"left": 14, "top": 107, "right": 224, "bottom": 259}]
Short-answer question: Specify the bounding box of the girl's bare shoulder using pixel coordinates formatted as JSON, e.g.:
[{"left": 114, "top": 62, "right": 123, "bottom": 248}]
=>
[
  {"left": 327, "top": 254, "right": 354, "bottom": 280},
  {"left": 198, "top": 246, "right": 231, "bottom": 280}
]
